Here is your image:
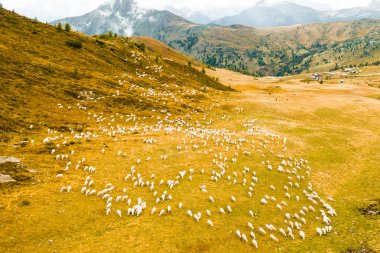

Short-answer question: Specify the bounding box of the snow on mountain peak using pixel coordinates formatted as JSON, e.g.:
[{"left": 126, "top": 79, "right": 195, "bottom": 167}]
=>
[{"left": 255, "top": 0, "right": 287, "bottom": 7}]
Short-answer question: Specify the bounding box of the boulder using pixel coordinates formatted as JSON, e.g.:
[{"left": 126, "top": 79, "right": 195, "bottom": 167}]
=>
[
  {"left": 0, "top": 173, "right": 16, "bottom": 184},
  {"left": 0, "top": 156, "right": 21, "bottom": 164}
]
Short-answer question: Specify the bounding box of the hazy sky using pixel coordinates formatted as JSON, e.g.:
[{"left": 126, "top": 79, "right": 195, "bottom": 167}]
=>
[{"left": 0, "top": 0, "right": 373, "bottom": 22}]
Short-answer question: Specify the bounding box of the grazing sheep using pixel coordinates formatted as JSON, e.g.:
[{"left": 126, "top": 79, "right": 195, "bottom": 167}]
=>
[
  {"left": 270, "top": 234, "right": 278, "bottom": 242},
  {"left": 241, "top": 234, "right": 248, "bottom": 243},
  {"left": 252, "top": 239, "right": 258, "bottom": 248},
  {"left": 299, "top": 230, "right": 306, "bottom": 240},
  {"left": 316, "top": 227, "right": 323, "bottom": 236},
  {"left": 259, "top": 227, "right": 267, "bottom": 235}
]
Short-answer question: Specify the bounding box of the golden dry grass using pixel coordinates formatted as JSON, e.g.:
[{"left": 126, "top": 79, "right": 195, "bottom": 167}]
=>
[{"left": 0, "top": 8, "right": 380, "bottom": 253}]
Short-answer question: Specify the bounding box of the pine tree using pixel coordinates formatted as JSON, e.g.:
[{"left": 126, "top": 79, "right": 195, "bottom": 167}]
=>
[
  {"left": 57, "top": 22, "right": 63, "bottom": 31},
  {"left": 65, "top": 23, "right": 71, "bottom": 32}
]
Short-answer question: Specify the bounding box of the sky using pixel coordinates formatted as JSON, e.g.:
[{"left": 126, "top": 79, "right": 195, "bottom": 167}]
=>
[{"left": 0, "top": 0, "right": 373, "bottom": 22}]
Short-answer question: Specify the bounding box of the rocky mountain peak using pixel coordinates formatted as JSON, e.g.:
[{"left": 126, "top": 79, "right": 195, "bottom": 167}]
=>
[{"left": 100, "top": 0, "right": 137, "bottom": 14}]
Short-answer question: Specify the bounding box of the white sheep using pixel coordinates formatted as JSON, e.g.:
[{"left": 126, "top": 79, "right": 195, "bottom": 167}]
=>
[
  {"left": 270, "top": 234, "right": 278, "bottom": 242},
  {"left": 252, "top": 239, "right": 258, "bottom": 248},
  {"left": 299, "top": 230, "right": 306, "bottom": 240}
]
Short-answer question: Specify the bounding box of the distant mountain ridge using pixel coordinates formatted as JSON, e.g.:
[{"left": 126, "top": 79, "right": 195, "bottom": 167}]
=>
[
  {"left": 164, "top": 6, "right": 212, "bottom": 25},
  {"left": 213, "top": 0, "right": 380, "bottom": 27},
  {"left": 53, "top": 0, "right": 194, "bottom": 36},
  {"left": 53, "top": 0, "right": 380, "bottom": 77}
]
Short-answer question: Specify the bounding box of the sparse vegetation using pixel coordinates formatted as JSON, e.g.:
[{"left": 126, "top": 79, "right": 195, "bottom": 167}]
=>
[
  {"left": 21, "top": 200, "right": 30, "bottom": 206},
  {"left": 135, "top": 42, "right": 146, "bottom": 52},
  {"left": 64, "top": 23, "right": 71, "bottom": 32},
  {"left": 57, "top": 22, "right": 62, "bottom": 31},
  {"left": 65, "top": 40, "right": 82, "bottom": 49}
]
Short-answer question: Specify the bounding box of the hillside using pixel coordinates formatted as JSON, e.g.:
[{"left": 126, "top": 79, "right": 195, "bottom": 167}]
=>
[
  {"left": 0, "top": 7, "right": 230, "bottom": 139},
  {"left": 213, "top": 0, "right": 380, "bottom": 27},
  {"left": 130, "top": 36, "right": 203, "bottom": 67},
  {"left": 167, "top": 19, "right": 380, "bottom": 76}
]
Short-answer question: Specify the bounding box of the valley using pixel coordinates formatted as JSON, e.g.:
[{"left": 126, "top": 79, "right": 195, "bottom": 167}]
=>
[{"left": 53, "top": 0, "right": 380, "bottom": 77}]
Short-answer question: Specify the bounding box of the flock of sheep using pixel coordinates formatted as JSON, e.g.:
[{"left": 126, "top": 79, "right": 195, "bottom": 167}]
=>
[{"left": 41, "top": 50, "right": 337, "bottom": 250}]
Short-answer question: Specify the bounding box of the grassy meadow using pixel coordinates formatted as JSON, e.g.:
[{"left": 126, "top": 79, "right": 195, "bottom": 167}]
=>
[{"left": 0, "top": 7, "right": 380, "bottom": 253}]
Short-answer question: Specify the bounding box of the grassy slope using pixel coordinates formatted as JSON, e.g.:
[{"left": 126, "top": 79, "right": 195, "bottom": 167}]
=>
[
  {"left": 131, "top": 36, "right": 203, "bottom": 67},
  {"left": 0, "top": 8, "right": 229, "bottom": 137},
  {"left": 1, "top": 8, "right": 380, "bottom": 253}
]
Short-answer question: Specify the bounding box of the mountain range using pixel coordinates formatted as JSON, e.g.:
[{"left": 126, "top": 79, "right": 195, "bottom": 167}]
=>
[
  {"left": 52, "top": 0, "right": 380, "bottom": 76},
  {"left": 55, "top": 0, "right": 380, "bottom": 30},
  {"left": 164, "top": 6, "right": 212, "bottom": 25},
  {"left": 213, "top": 0, "right": 380, "bottom": 27},
  {"left": 53, "top": 0, "right": 194, "bottom": 37}
]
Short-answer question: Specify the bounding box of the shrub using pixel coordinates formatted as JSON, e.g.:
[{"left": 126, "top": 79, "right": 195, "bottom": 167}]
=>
[
  {"left": 57, "top": 22, "right": 63, "bottom": 31},
  {"left": 188, "top": 61, "right": 192, "bottom": 68},
  {"left": 202, "top": 68, "right": 206, "bottom": 74},
  {"left": 136, "top": 42, "right": 146, "bottom": 52},
  {"left": 72, "top": 68, "right": 80, "bottom": 79},
  {"left": 22, "top": 200, "right": 30, "bottom": 206},
  {"left": 65, "top": 23, "right": 71, "bottom": 32},
  {"left": 96, "top": 39, "right": 105, "bottom": 46},
  {"left": 66, "top": 40, "right": 82, "bottom": 49}
]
